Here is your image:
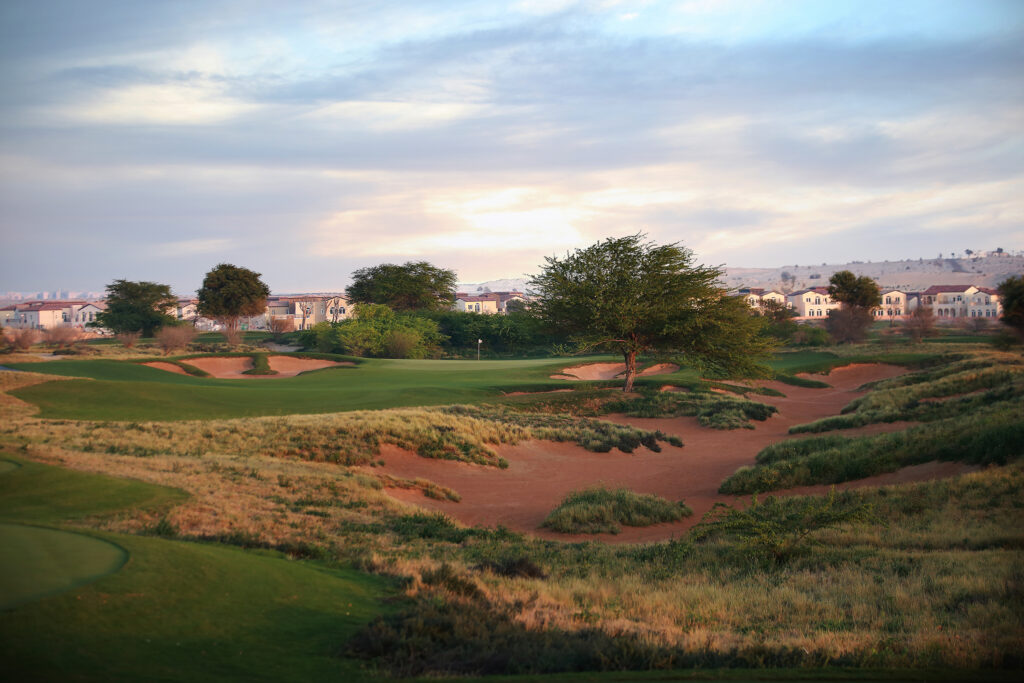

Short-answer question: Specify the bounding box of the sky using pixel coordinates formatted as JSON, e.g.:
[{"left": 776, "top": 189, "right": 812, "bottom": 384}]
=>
[{"left": 1, "top": 0, "right": 1022, "bottom": 294}]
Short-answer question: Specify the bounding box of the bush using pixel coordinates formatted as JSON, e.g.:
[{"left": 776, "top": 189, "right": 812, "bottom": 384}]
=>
[
  {"left": 116, "top": 331, "right": 142, "bottom": 348},
  {"left": 155, "top": 325, "right": 197, "bottom": 355},
  {"left": 44, "top": 326, "right": 83, "bottom": 349},
  {"left": 6, "top": 328, "right": 41, "bottom": 350},
  {"left": 691, "top": 489, "right": 878, "bottom": 564},
  {"left": 541, "top": 486, "right": 691, "bottom": 534}
]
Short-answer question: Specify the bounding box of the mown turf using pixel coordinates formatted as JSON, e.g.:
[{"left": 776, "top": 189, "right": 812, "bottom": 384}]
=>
[
  {"left": 0, "top": 455, "right": 393, "bottom": 682},
  {"left": 6, "top": 356, "right": 627, "bottom": 421},
  {"left": 0, "top": 523, "right": 127, "bottom": 609}
]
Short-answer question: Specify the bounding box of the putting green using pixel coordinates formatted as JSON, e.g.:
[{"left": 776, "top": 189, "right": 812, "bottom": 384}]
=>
[{"left": 0, "top": 523, "right": 128, "bottom": 610}]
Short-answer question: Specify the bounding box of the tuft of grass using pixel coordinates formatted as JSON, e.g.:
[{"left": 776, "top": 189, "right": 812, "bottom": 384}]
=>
[
  {"left": 773, "top": 373, "right": 831, "bottom": 389},
  {"left": 541, "top": 486, "right": 691, "bottom": 534},
  {"left": 241, "top": 353, "right": 278, "bottom": 376}
]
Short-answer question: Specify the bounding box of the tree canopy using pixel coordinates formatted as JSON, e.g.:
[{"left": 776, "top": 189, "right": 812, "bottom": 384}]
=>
[
  {"left": 529, "top": 234, "right": 774, "bottom": 391},
  {"left": 347, "top": 261, "right": 457, "bottom": 312},
  {"left": 91, "top": 279, "right": 177, "bottom": 337},
  {"left": 196, "top": 264, "right": 270, "bottom": 331},
  {"left": 997, "top": 275, "right": 1024, "bottom": 339},
  {"left": 827, "top": 270, "right": 882, "bottom": 310},
  {"left": 825, "top": 270, "right": 881, "bottom": 343}
]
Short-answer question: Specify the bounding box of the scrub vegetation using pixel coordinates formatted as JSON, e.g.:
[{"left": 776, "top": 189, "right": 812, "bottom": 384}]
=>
[
  {"left": 541, "top": 487, "right": 692, "bottom": 534},
  {"left": 1, "top": 343, "right": 1022, "bottom": 680}
]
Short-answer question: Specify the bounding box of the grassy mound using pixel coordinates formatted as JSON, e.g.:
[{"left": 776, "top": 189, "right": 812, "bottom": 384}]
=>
[
  {"left": 541, "top": 487, "right": 692, "bottom": 534},
  {"left": 720, "top": 402, "right": 1024, "bottom": 494},
  {"left": 790, "top": 354, "right": 1024, "bottom": 434},
  {"left": 603, "top": 391, "right": 777, "bottom": 429}
]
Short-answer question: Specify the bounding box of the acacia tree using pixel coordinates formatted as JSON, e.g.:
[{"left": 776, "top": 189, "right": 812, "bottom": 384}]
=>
[
  {"left": 347, "top": 261, "right": 456, "bottom": 311},
  {"left": 825, "top": 270, "right": 881, "bottom": 343},
  {"left": 529, "top": 234, "right": 774, "bottom": 392},
  {"left": 196, "top": 264, "right": 270, "bottom": 340},
  {"left": 91, "top": 279, "right": 177, "bottom": 337}
]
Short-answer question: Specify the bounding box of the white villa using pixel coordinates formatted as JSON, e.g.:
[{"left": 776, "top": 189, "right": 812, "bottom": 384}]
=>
[{"left": 786, "top": 287, "right": 841, "bottom": 319}]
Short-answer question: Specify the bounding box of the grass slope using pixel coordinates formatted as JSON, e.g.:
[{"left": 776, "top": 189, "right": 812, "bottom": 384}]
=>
[{"left": 0, "top": 456, "right": 392, "bottom": 682}]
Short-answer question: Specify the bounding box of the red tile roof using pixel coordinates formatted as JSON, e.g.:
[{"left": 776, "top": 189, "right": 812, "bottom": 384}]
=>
[{"left": 922, "top": 285, "right": 974, "bottom": 295}]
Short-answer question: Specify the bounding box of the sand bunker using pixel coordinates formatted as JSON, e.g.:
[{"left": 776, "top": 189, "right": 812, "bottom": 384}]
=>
[
  {"left": 143, "top": 361, "right": 189, "bottom": 376},
  {"left": 553, "top": 362, "right": 679, "bottom": 381},
  {"left": 374, "top": 362, "right": 979, "bottom": 543},
  {"left": 146, "top": 355, "right": 351, "bottom": 379}
]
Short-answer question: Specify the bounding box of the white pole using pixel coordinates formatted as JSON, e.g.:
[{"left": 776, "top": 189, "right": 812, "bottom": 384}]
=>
[{"left": 477, "top": 338, "right": 482, "bottom": 361}]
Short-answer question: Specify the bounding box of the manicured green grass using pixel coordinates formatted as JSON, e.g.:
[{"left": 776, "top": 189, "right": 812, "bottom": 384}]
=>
[
  {"left": 0, "top": 523, "right": 127, "bottom": 609},
  {"left": 0, "top": 455, "right": 393, "bottom": 682},
  {"left": 5, "top": 355, "right": 638, "bottom": 421},
  {"left": 0, "top": 455, "right": 187, "bottom": 523}
]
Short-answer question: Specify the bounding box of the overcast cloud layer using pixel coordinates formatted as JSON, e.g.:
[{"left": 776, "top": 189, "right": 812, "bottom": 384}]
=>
[{"left": 1, "top": 0, "right": 1022, "bottom": 293}]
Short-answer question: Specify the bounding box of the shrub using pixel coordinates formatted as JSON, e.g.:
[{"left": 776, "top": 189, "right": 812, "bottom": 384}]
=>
[
  {"left": 541, "top": 486, "right": 691, "bottom": 534},
  {"left": 7, "top": 328, "right": 41, "bottom": 350},
  {"left": 267, "top": 316, "right": 292, "bottom": 342},
  {"left": 116, "top": 331, "right": 141, "bottom": 348},
  {"left": 44, "top": 326, "right": 83, "bottom": 349},
  {"left": 691, "top": 489, "right": 878, "bottom": 564},
  {"left": 155, "top": 325, "right": 197, "bottom": 355}
]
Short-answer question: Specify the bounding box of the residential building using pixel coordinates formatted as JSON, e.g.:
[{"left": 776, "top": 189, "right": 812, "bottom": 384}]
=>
[
  {"left": 920, "top": 285, "right": 980, "bottom": 318},
  {"left": 786, "top": 287, "right": 840, "bottom": 319},
  {"left": 872, "top": 289, "right": 915, "bottom": 322},
  {"left": 453, "top": 291, "right": 528, "bottom": 314},
  {"left": 455, "top": 295, "right": 500, "bottom": 314},
  {"left": 737, "top": 287, "right": 788, "bottom": 312}
]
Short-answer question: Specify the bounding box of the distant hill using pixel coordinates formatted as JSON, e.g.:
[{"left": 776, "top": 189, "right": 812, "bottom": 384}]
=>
[
  {"left": 722, "top": 254, "right": 1023, "bottom": 293},
  {"left": 464, "top": 253, "right": 1022, "bottom": 296}
]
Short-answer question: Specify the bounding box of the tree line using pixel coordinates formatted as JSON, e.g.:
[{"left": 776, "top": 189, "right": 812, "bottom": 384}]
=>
[{"left": 80, "top": 237, "right": 1024, "bottom": 387}]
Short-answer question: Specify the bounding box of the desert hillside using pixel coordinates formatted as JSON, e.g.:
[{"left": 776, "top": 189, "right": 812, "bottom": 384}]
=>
[{"left": 464, "top": 253, "right": 1023, "bottom": 295}]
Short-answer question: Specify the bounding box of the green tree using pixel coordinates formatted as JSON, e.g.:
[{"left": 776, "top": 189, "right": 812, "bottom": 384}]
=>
[
  {"left": 91, "top": 279, "right": 177, "bottom": 337},
  {"left": 196, "top": 264, "right": 270, "bottom": 337},
  {"left": 347, "top": 261, "right": 457, "bottom": 311},
  {"left": 529, "top": 234, "right": 774, "bottom": 391},
  {"left": 997, "top": 275, "right": 1024, "bottom": 340},
  {"left": 826, "top": 270, "right": 882, "bottom": 309},
  {"left": 825, "top": 270, "right": 881, "bottom": 344}
]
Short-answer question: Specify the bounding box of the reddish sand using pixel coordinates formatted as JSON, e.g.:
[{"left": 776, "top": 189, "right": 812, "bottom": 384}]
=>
[
  {"left": 374, "top": 363, "right": 981, "bottom": 543},
  {"left": 553, "top": 362, "right": 679, "bottom": 381},
  {"left": 266, "top": 356, "right": 352, "bottom": 376},
  {"left": 146, "top": 355, "right": 351, "bottom": 379},
  {"left": 143, "top": 361, "right": 189, "bottom": 375}
]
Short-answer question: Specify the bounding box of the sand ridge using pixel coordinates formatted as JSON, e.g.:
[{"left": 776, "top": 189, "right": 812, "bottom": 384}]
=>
[{"left": 374, "top": 363, "right": 980, "bottom": 543}]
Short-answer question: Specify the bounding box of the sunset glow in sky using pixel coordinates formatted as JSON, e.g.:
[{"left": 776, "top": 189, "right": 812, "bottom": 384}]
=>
[{"left": 2, "top": 0, "right": 1022, "bottom": 292}]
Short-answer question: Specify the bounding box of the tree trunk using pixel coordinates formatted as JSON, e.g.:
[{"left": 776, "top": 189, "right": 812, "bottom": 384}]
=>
[{"left": 622, "top": 350, "right": 637, "bottom": 392}]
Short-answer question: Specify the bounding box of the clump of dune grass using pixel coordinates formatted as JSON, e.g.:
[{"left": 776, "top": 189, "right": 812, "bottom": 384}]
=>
[
  {"left": 603, "top": 391, "right": 777, "bottom": 429},
  {"left": 790, "top": 355, "right": 1024, "bottom": 434},
  {"left": 241, "top": 353, "right": 278, "bottom": 375},
  {"left": 11, "top": 403, "right": 680, "bottom": 471},
  {"left": 541, "top": 486, "right": 691, "bottom": 534},
  {"left": 721, "top": 402, "right": 1024, "bottom": 494},
  {"left": 441, "top": 405, "right": 682, "bottom": 453}
]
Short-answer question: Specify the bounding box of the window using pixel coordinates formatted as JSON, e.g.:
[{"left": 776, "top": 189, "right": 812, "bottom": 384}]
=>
[
  {"left": 815, "top": 297, "right": 821, "bottom": 305},
  {"left": 885, "top": 296, "right": 891, "bottom": 304}
]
